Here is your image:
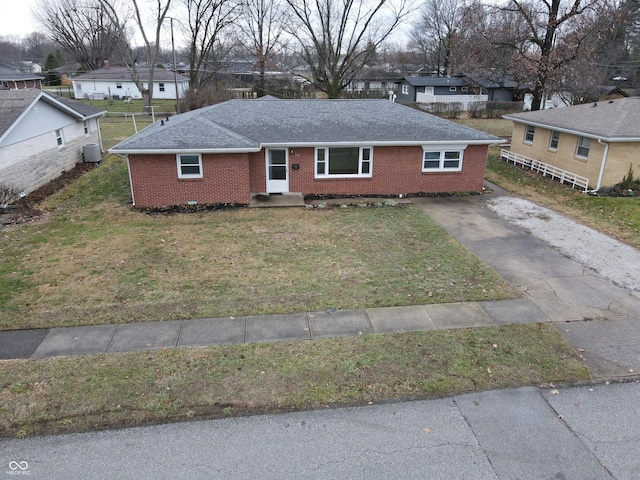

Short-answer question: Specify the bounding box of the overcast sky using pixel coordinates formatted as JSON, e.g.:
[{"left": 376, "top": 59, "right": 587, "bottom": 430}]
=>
[{"left": 2, "top": 0, "right": 38, "bottom": 37}]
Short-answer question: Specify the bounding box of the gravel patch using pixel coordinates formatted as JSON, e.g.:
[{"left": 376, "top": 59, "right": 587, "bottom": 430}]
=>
[{"left": 487, "top": 196, "right": 640, "bottom": 291}]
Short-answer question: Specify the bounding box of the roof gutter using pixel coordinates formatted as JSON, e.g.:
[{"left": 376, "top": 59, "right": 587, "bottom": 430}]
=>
[
  {"left": 109, "top": 147, "right": 262, "bottom": 155},
  {"left": 596, "top": 139, "right": 610, "bottom": 191},
  {"left": 503, "top": 116, "right": 640, "bottom": 143}
]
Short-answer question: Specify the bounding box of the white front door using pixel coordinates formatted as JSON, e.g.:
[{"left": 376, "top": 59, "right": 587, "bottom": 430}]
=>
[{"left": 266, "top": 149, "right": 289, "bottom": 193}]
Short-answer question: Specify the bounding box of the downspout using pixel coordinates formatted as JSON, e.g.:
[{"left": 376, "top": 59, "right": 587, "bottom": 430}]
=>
[
  {"left": 596, "top": 139, "right": 610, "bottom": 191},
  {"left": 116, "top": 154, "right": 136, "bottom": 207}
]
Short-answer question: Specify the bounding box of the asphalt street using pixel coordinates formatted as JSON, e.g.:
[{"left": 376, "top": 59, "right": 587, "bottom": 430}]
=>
[{"left": 2, "top": 382, "right": 639, "bottom": 479}]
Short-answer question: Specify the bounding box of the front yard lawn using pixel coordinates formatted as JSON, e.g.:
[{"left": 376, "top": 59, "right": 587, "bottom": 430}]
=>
[{"left": 0, "top": 155, "right": 515, "bottom": 331}]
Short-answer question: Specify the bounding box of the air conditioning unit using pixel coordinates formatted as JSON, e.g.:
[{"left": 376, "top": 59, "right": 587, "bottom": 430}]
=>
[{"left": 83, "top": 144, "right": 102, "bottom": 164}]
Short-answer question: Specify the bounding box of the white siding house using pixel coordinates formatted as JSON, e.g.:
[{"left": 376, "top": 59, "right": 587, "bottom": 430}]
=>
[
  {"left": 0, "top": 90, "right": 106, "bottom": 198},
  {"left": 72, "top": 67, "right": 190, "bottom": 100}
]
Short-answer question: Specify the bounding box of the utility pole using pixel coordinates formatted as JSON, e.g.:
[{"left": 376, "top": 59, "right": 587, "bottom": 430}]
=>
[{"left": 171, "top": 17, "right": 180, "bottom": 114}]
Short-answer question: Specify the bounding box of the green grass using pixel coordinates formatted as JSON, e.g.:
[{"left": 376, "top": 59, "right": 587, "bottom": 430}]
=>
[{"left": 0, "top": 323, "right": 590, "bottom": 437}]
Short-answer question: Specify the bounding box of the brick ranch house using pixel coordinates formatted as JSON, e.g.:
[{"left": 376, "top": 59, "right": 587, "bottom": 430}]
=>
[{"left": 110, "top": 98, "right": 503, "bottom": 208}]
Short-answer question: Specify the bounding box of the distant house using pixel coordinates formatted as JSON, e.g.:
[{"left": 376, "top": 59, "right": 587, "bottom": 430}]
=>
[
  {"left": 396, "top": 77, "right": 488, "bottom": 109},
  {"left": 0, "top": 90, "right": 105, "bottom": 198},
  {"left": 110, "top": 98, "right": 502, "bottom": 208},
  {"left": 503, "top": 98, "right": 640, "bottom": 190},
  {"left": 0, "top": 67, "right": 44, "bottom": 90},
  {"left": 345, "top": 69, "right": 403, "bottom": 97},
  {"left": 72, "top": 67, "right": 190, "bottom": 100}
]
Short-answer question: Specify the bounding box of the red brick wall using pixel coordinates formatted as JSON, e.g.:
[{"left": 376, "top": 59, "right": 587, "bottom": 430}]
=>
[
  {"left": 286, "top": 145, "right": 487, "bottom": 196},
  {"left": 128, "top": 145, "right": 488, "bottom": 208},
  {"left": 128, "top": 153, "right": 251, "bottom": 208}
]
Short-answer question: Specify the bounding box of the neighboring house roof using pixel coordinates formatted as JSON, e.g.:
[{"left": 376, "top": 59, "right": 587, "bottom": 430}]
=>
[
  {"left": 0, "top": 67, "right": 45, "bottom": 82},
  {"left": 74, "top": 67, "right": 189, "bottom": 83},
  {"left": 111, "top": 98, "right": 502, "bottom": 154},
  {"left": 402, "top": 77, "right": 468, "bottom": 88},
  {"left": 504, "top": 97, "right": 640, "bottom": 142},
  {"left": 0, "top": 90, "right": 106, "bottom": 142}
]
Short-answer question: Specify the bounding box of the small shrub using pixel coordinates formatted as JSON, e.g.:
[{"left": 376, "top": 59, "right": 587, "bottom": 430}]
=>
[{"left": 0, "top": 182, "right": 19, "bottom": 207}]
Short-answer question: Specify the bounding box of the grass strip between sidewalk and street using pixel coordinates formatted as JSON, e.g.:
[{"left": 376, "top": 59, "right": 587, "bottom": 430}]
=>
[{"left": 0, "top": 323, "right": 590, "bottom": 438}]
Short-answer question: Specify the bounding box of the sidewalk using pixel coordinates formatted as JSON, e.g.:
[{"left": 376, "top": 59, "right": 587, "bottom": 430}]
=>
[{"left": 0, "top": 297, "right": 548, "bottom": 360}]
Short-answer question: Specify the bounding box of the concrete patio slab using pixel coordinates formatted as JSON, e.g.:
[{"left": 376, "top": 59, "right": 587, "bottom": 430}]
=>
[
  {"left": 178, "top": 317, "right": 246, "bottom": 347},
  {"left": 307, "top": 309, "right": 373, "bottom": 339},
  {"left": 0, "top": 329, "right": 50, "bottom": 359},
  {"left": 107, "top": 321, "right": 183, "bottom": 353},
  {"left": 32, "top": 324, "right": 118, "bottom": 358},
  {"left": 245, "top": 313, "right": 310, "bottom": 343},
  {"left": 427, "top": 302, "right": 494, "bottom": 329},
  {"left": 366, "top": 305, "right": 436, "bottom": 333},
  {"left": 479, "top": 298, "right": 550, "bottom": 325}
]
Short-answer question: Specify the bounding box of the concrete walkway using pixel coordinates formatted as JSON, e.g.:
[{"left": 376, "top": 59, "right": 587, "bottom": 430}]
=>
[{"left": 0, "top": 298, "right": 547, "bottom": 360}]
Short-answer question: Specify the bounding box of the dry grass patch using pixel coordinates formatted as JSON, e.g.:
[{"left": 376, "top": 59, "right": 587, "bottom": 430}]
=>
[{"left": 0, "top": 323, "right": 590, "bottom": 437}]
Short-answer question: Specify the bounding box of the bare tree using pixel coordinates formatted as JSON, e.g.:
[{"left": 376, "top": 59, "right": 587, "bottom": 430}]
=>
[
  {"left": 410, "top": 0, "right": 472, "bottom": 76},
  {"left": 97, "top": 0, "right": 172, "bottom": 107},
  {"left": 238, "top": 0, "right": 289, "bottom": 95},
  {"left": 499, "top": 0, "right": 602, "bottom": 110},
  {"left": 285, "top": 0, "right": 409, "bottom": 98},
  {"left": 34, "top": 0, "right": 122, "bottom": 71},
  {"left": 183, "top": 0, "right": 240, "bottom": 89}
]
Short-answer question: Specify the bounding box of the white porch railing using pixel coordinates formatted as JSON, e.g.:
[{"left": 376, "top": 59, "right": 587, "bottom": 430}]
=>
[
  {"left": 500, "top": 148, "right": 589, "bottom": 192},
  {"left": 416, "top": 93, "right": 488, "bottom": 109}
]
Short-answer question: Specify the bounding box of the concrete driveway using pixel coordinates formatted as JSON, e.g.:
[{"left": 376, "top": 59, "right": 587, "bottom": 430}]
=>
[{"left": 411, "top": 194, "right": 640, "bottom": 379}]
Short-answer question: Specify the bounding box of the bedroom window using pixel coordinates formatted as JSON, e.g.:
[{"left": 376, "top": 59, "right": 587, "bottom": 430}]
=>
[
  {"left": 177, "top": 154, "right": 203, "bottom": 178},
  {"left": 315, "top": 147, "right": 372, "bottom": 177},
  {"left": 576, "top": 136, "right": 591, "bottom": 158},
  {"left": 422, "top": 149, "right": 463, "bottom": 172},
  {"left": 159, "top": 83, "right": 165, "bottom": 92},
  {"left": 524, "top": 125, "right": 535, "bottom": 143},
  {"left": 549, "top": 131, "right": 559, "bottom": 150}
]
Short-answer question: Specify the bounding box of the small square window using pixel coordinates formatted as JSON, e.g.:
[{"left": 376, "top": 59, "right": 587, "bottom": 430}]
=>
[
  {"left": 524, "top": 125, "right": 535, "bottom": 143},
  {"left": 461, "top": 86, "right": 469, "bottom": 92},
  {"left": 549, "top": 131, "right": 559, "bottom": 150},
  {"left": 449, "top": 86, "right": 457, "bottom": 91},
  {"left": 177, "top": 154, "right": 203, "bottom": 178},
  {"left": 159, "top": 83, "right": 165, "bottom": 92},
  {"left": 116, "top": 82, "right": 122, "bottom": 89}
]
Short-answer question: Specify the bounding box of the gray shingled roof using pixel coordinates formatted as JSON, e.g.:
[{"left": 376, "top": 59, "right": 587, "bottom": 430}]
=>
[
  {"left": 404, "top": 77, "right": 468, "bottom": 87},
  {"left": 504, "top": 98, "right": 640, "bottom": 141},
  {"left": 0, "top": 90, "right": 106, "bottom": 139},
  {"left": 0, "top": 68, "right": 45, "bottom": 81},
  {"left": 74, "top": 67, "right": 189, "bottom": 82},
  {"left": 111, "top": 98, "right": 501, "bottom": 154}
]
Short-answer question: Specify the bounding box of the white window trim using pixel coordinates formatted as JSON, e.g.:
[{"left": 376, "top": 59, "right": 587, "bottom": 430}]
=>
[
  {"left": 421, "top": 144, "right": 467, "bottom": 172},
  {"left": 315, "top": 146, "right": 373, "bottom": 178},
  {"left": 83, "top": 120, "right": 90, "bottom": 136},
  {"left": 55, "top": 129, "right": 65, "bottom": 149},
  {"left": 401, "top": 84, "right": 409, "bottom": 95},
  {"left": 177, "top": 153, "right": 203, "bottom": 179},
  {"left": 524, "top": 125, "right": 535, "bottom": 144},
  {"left": 575, "top": 136, "right": 591, "bottom": 159},
  {"left": 449, "top": 86, "right": 457, "bottom": 91}
]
